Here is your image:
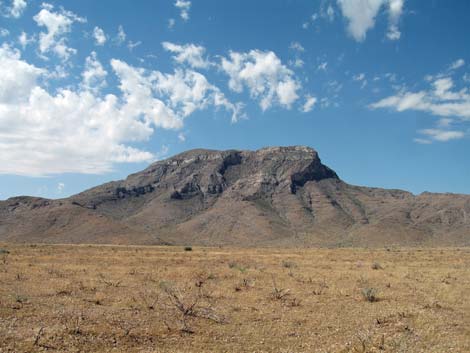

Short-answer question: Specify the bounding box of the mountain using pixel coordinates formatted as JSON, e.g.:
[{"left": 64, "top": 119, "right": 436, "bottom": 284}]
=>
[{"left": 1, "top": 146, "right": 469, "bottom": 247}]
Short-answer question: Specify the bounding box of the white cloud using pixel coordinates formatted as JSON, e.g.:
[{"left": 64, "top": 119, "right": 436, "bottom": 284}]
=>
[
  {"left": 413, "top": 138, "right": 432, "bottom": 145},
  {"left": 0, "top": 47, "right": 155, "bottom": 175},
  {"left": 33, "top": 3, "right": 86, "bottom": 61},
  {"left": 291, "top": 58, "right": 304, "bottom": 68},
  {"left": 325, "top": 4, "right": 335, "bottom": 21},
  {"left": 289, "top": 41, "right": 305, "bottom": 52},
  {"left": 326, "top": 80, "right": 343, "bottom": 94},
  {"left": 220, "top": 50, "right": 301, "bottom": 111},
  {"left": 449, "top": 59, "right": 465, "bottom": 71},
  {"left": 162, "top": 41, "right": 210, "bottom": 69},
  {"left": 175, "top": 0, "right": 191, "bottom": 21},
  {"left": 81, "top": 51, "right": 107, "bottom": 93},
  {"left": 302, "top": 95, "right": 317, "bottom": 112},
  {"left": 114, "top": 25, "right": 126, "bottom": 45},
  {"left": 93, "top": 26, "right": 106, "bottom": 46},
  {"left": 353, "top": 73, "right": 365, "bottom": 81},
  {"left": 0, "top": 44, "right": 44, "bottom": 104},
  {"left": 353, "top": 73, "right": 367, "bottom": 88},
  {"left": 168, "top": 18, "right": 176, "bottom": 29},
  {"left": 57, "top": 182, "right": 65, "bottom": 193},
  {"left": 5, "top": 0, "right": 27, "bottom": 18},
  {"left": 317, "top": 61, "right": 328, "bottom": 71},
  {"left": 178, "top": 132, "right": 186, "bottom": 142},
  {"left": 289, "top": 42, "right": 304, "bottom": 68},
  {"left": 0, "top": 28, "right": 9, "bottom": 37},
  {"left": 0, "top": 45, "right": 241, "bottom": 176},
  {"left": 337, "top": 0, "right": 384, "bottom": 41},
  {"left": 154, "top": 68, "right": 243, "bottom": 122},
  {"left": 371, "top": 69, "right": 470, "bottom": 142},
  {"left": 371, "top": 75, "right": 470, "bottom": 120},
  {"left": 337, "top": 0, "right": 405, "bottom": 42},
  {"left": 387, "top": 0, "right": 403, "bottom": 40},
  {"left": 18, "top": 31, "right": 35, "bottom": 48},
  {"left": 418, "top": 129, "right": 464, "bottom": 143},
  {"left": 127, "top": 40, "right": 141, "bottom": 51}
]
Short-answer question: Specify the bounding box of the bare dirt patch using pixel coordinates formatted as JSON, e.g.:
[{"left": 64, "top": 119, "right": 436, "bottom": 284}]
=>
[{"left": 1, "top": 244, "right": 469, "bottom": 352}]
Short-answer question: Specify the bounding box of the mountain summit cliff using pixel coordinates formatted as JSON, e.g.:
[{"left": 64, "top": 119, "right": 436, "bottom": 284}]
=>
[{"left": 1, "top": 146, "right": 469, "bottom": 247}]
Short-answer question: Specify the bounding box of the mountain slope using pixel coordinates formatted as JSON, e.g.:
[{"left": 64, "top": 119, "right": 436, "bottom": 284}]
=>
[{"left": 1, "top": 146, "right": 469, "bottom": 246}]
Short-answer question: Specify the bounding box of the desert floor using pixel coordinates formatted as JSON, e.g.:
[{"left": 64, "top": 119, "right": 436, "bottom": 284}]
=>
[{"left": 0, "top": 244, "right": 469, "bottom": 352}]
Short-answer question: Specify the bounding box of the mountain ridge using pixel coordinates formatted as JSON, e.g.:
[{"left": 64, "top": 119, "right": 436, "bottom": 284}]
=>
[{"left": 1, "top": 146, "right": 469, "bottom": 247}]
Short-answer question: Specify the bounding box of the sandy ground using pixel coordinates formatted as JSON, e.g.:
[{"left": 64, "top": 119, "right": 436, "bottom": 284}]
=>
[{"left": 0, "top": 244, "right": 469, "bottom": 352}]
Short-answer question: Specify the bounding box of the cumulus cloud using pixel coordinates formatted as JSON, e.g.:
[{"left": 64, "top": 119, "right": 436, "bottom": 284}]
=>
[
  {"left": 162, "top": 41, "right": 210, "bottom": 69},
  {"left": 302, "top": 95, "right": 317, "bottom": 112},
  {"left": 337, "top": 0, "right": 384, "bottom": 41},
  {"left": 289, "top": 42, "right": 305, "bottom": 68},
  {"left": 93, "top": 26, "right": 106, "bottom": 46},
  {"left": 449, "top": 59, "right": 465, "bottom": 71},
  {"left": 289, "top": 41, "right": 305, "bottom": 52},
  {"left": 220, "top": 50, "right": 300, "bottom": 111},
  {"left": 387, "top": 0, "right": 404, "bottom": 40},
  {"left": 18, "top": 31, "right": 35, "bottom": 48},
  {"left": 0, "top": 44, "right": 44, "bottom": 103},
  {"left": 370, "top": 76, "right": 470, "bottom": 119},
  {"left": 33, "top": 3, "right": 86, "bottom": 60},
  {"left": 81, "top": 51, "right": 107, "bottom": 93},
  {"left": 175, "top": 0, "right": 191, "bottom": 21},
  {"left": 153, "top": 68, "right": 244, "bottom": 122},
  {"left": 0, "top": 28, "right": 9, "bottom": 37},
  {"left": 0, "top": 44, "right": 241, "bottom": 176},
  {"left": 370, "top": 66, "right": 470, "bottom": 143},
  {"left": 337, "top": 0, "right": 405, "bottom": 42},
  {"left": 4, "top": 0, "right": 27, "bottom": 18}
]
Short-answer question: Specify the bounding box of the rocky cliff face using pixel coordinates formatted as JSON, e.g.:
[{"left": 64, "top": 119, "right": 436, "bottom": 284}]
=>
[{"left": 1, "top": 146, "right": 469, "bottom": 247}]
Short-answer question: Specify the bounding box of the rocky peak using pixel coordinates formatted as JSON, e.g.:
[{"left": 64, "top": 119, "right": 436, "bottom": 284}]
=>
[{"left": 1, "top": 146, "right": 470, "bottom": 247}]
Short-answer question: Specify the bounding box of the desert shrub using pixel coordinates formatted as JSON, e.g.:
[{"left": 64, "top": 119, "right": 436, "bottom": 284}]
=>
[
  {"left": 235, "top": 278, "right": 255, "bottom": 292},
  {"left": 98, "top": 273, "right": 122, "bottom": 287},
  {"left": 134, "top": 289, "right": 159, "bottom": 310},
  {"left": 184, "top": 246, "right": 193, "bottom": 251},
  {"left": 228, "top": 261, "right": 247, "bottom": 273},
  {"left": 0, "top": 250, "right": 9, "bottom": 271},
  {"left": 159, "top": 280, "right": 226, "bottom": 334},
  {"left": 312, "top": 279, "right": 328, "bottom": 295},
  {"left": 361, "top": 287, "right": 379, "bottom": 302},
  {"left": 371, "top": 262, "right": 383, "bottom": 270},
  {"left": 270, "top": 275, "right": 290, "bottom": 300},
  {"left": 282, "top": 260, "right": 297, "bottom": 269}
]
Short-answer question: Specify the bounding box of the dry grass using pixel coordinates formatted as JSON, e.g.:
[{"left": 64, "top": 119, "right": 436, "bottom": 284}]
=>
[{"left": 0, "top": 244, "right": 469, "bottom": 352}]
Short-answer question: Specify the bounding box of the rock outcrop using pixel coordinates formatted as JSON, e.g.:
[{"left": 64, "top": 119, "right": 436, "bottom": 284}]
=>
[{"left": 1, "top": 146, "right": 469, "bottom": 247}]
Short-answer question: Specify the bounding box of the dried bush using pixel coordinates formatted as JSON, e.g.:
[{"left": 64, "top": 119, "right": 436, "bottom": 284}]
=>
[
  {"left": 282, "top": 260, "right": 297, "bottom": 269},
  {"left": 270, "top": 275, "right": 290, "bottom": 300},
  {"left": 159, "top": 280, "right": 226, "bottom": 334},
  {"left": 361, "top": 287, "right": 379, "bottom": 302},
  {"left": 371, "top": 262, "right": 383, "bottom": 270}
]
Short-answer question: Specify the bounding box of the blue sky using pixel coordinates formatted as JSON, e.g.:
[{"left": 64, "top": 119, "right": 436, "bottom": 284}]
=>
[{"left": 0, "top": 0, "right": 469, "bottom": 199}]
